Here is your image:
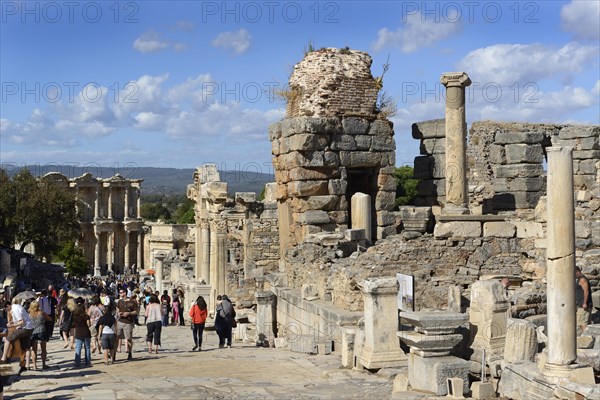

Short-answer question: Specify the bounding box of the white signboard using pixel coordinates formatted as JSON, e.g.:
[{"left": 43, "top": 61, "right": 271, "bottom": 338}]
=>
[{"left": 396, "top": 273, "right": 414, "bottom": 311}]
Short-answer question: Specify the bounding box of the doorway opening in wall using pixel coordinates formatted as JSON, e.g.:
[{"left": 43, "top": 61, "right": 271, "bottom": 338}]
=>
[{"left": 346, "top": 167, "right": 378, "bottom": 243}]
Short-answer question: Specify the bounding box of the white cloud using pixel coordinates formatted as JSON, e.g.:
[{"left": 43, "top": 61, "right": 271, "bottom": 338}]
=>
[
  {"left": 457, "top": 42, "right": 599, "bottom": 86},
  {"left": 133, "top": 31, "right": 170, "bottom": 53},
  {"left": 561, "top": 0, "right": 600, "bottom": 40},
  {"left": 174, "top": 20, "right": 194, "bottom": 32},
  {"left": 212, "top": 29, "right": 251, "bottom": 54},
  {"left": 372, "top": 11, "right": 462, "bottom": 53}
]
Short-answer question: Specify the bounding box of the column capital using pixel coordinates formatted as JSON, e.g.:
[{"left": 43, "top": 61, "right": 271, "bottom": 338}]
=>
[{"left": 440, "top": 72, "right": 471, "bottom": 88}]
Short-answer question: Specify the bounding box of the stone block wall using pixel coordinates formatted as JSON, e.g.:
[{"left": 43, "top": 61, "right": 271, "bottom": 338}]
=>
[{"left": 270, "top": 116, "right": 396, "bottom": 245}]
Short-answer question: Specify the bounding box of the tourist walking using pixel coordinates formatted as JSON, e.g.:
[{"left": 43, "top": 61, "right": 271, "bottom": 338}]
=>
[
  {"left": 0, "top": 298, "right": 34, "bottom": 374},
  {"left": 27, "top": 300, "right": 51, "bottom": 370},
  {"left": 160, "top": 290, "right": 171, "bottom": 327},
  {"left": 87, "top": 296, "right": 103, "bottom": 355},
  {"left": 116, "top": 289, "right": 137, "bottom": 360},
  {"left": 96, "top": 300, "right": 117, "bottom": 365},
  {"left": 145, "top": 295, "right": 163, "bottom": 354},
  {"left": 189, "top": 296, "right": 207, "bottom": 351},
  {"left": 171, "top": 290, "right": 180, "bottom": 326},
  {"left": 72, "top": 297, "right": 91, "bottom": 368},
  {"left": 215, "top": 295, "right": 236, "bottom": 348},
  {"left": 38, "top": 289, "right": 57, "bottom": 342},
  {"left": 59, "top": 294, "right": 75, "bottom": 349},
  {"left": 177, "top": 289, "right": 186, "bottom": 326}
]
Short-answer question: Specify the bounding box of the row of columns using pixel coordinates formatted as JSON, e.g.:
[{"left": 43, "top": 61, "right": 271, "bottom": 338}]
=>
[
  {"left": 93, "top": 187, "right": 142, "bottom": 219},
  {"left": 93, "top": 230, "right": 143, "bottom": 276}
]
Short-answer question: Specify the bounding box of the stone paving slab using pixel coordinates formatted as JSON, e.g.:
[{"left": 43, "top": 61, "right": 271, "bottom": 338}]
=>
[{"left": 2, "top": 324, "right": 393, "bottom": 399}]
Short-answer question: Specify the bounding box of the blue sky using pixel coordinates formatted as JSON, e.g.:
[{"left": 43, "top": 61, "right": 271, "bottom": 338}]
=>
[{"left": 1, "top": 0, "right": 599, "bottom": 176}]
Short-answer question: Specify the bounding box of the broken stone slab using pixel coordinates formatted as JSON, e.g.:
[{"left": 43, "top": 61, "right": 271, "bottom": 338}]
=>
[
  {"left": 505, "top": 143, "right": 544, "bottom": 163},
  {"left": 235, "top": 192, "right": 256, "bottom": 203},
  {"left": 344, "top": 228, "right": 365, "bottom": 241},
  {"left": 482, "top": 221, "right": 516, "bottom": 238}
]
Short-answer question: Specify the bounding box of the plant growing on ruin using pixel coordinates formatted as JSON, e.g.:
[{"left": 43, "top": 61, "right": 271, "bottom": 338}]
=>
[
  {"left": 302, "top": 38, "right": 315, "bottom": 57},
  {"left": 374, "top": 55, "right": 397, "bottom": 118}
]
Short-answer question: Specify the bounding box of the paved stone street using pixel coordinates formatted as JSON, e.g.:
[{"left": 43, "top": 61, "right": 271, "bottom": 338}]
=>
[{"left": 1, "top": 324, "right": 394, "bottom": 399}]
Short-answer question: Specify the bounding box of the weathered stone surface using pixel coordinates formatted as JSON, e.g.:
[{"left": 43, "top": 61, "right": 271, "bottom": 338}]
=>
[
  {"left": 489, "top": 144, "right": 506, "bottom": 164},
  {"left": 514, "top": 221, "right": 544, "bottom": 238},
  {"left": 504, "top": 318, "right": 537, "bottom": 363},
  {"left": 434, "top": 221, "right": 481, "bottom": 238},
  {"left": 493, "top": 177, "right": 545, "bottom": 192},
  {"left": 287, "top": 180, "right": 329, "bottom": 197},
  {"left": 411, "top": 119, "right": 445, "bottom": 139},
  {"left": 495, "top": 131, "right": 545, "bottom": 144},
  {"left": 420, "top": 138, "right": 445, "bottom": 154},
  {"left": 279, "top": 116, "right": 342, "bottom": 136},
  {"left": 483, "top": 222, "right": 516, "bottom": 238},
  {"left": 408, "top": 354, "right": 470, "bottom": 396},
  {"left": 495, "top": 164, "right": 544, "bottom": 178},
  {"left": 368, "top": 119, "right": 393, "bottom": 137},
  {"left": 558, "top": 125, "right": 600, "bottom": 139},
  {"left": 288, "top": 133, "right": 330, "bottom": 151},
  {"left": 371, "top": 136, "right": 395, "bottom": 151},
  {"left": 375, "top": 191, "right": 396, "bottom": 210},
  {"left": 296, "top": 210, "right": 331, "bottom": 225},
  {"left": 291, "top": 195, "right": 339, "bottom": 212},
  {"left": 330, "top": 134, "right": 357, "bottom": 151},
  {"left": 505, "top": 144, "right": 544, "bottom": 163},
  {"left": 342, "top": 117, "right": 370, "bottom": 135}
]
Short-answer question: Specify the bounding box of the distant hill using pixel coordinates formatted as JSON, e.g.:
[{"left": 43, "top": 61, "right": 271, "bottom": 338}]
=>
[{"left": 3, "top": 165, "right": 274, "bottom": 196}]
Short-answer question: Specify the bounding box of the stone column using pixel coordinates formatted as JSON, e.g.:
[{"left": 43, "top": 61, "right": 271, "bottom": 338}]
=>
[
  {"left": 255, "top": 290, "right": 275, "bottom": 346},
  {"left": 124, "top": 231, "right": 130, "bottom": 273},
  {"left": 136, "top": 188, "right": 141, "bottom": 218},
  {"left": 201, "top": 220, "right": 210, "bottom": 283},
  {"left": 124, "top": 188, "right": 129, "bottom": 218},
  {"left": 155, "top": 252, "right": 166, "bottom": 295},
  {"left": 94, "top": 231, "right": 101, "bottom": 276},
  {"left": 94, "top": 186, "right": 99, "bottom": 218},
  {"left": 545, "top": 146, "right": 576, "bottom": 373},
  {"left": 215, "top": 223, "right": 228, "bottom": 296},
  {"left": 351, "top": 192, "right": 372, "bottom": 243},
  {"left": 358, "top": 277, "right": 407, "bottom": 368},
  {"left": 107, "top": 186, "right": 113, "bottom": 218},
  {"left": 440, "top": 72, "right": 471, "bottom": 214},
  {"left": 136, "top": 231, "right": 143, "bottom": 272},
  {"left": 194, "top": 215, "right": 202, "bottom": 281},
  {"left": 107, "top": 232, "right": 113, "bottom": 273}
]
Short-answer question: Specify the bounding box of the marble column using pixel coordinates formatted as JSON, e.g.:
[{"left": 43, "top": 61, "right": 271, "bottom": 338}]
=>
[
  {"left": 107, "top": 232, "right": 113, "bottom": 273},
  {"left": 155, "top": 252, "right": 166, "bottom": 295},
  {"left": 351, "top": 192, "right": 372, "bottom": 243},
  {"left": 124, "top": 231, "right": 130, "bottom": 273},
  {"left": 194, "top": 215, "right": 202, "bottom": 281},
  {"left": 545, "top": 146, "right": 576, "bottom": 374},
  {"left": 124, "top": 188, "right": 129, "bottom": 218},
  {"left": 94, "top": 187, "right": 99, "bottom": 219},
  {"left": 440, "top": 72, "right": 471, "bottom": 214},
  {"left": 107, "top": 186, "right": 113, "bottom": 219},
  {"left": 136, "top": 188, "right": 141, "bottom": 218},
  {"left": 94, "top": 232, "right": 101, "bottom": 276},
  {"left": 358, "top": 277, "right": 407, "bottom": 368},
  {"left": 136, "top": 231, "right": 143, "bottom": 272},
  {"left": 216, "top": 226, "right": 228, "bottom": 296},
  {"left": 201, "top": 220, "right": 210, "bottom": 283}
]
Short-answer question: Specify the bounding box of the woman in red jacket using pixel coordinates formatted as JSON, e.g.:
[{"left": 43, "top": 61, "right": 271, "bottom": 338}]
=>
[{"left": 188, "top": 296, "right": 207, "bottom": 351}]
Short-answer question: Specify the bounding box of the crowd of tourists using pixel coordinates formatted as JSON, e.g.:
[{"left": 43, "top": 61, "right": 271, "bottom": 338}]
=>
[{"left": 0, "top": 278, "right": 238, "bottom": 378}]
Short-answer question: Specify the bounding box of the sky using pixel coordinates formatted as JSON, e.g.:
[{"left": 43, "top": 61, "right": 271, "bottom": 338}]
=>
[{"left": 1, "top": 0, "right": 599, "bottom": 178}]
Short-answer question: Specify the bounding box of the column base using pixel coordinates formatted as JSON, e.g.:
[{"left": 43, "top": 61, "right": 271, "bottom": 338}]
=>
[
  {"left": 358, "top": 348, "right": 407, "bottom": 369},
  {"left": 443, "top": 204, "right": 469, "bottom": 215}
]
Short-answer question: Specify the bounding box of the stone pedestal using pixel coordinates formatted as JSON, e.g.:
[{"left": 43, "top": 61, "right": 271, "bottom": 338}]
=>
[
  {"left": 358, "top": 277, "right": 406, "bottom": 369},
  {"left": 351, "top": 192, "right": 372, "bottom": 243},
  {"left": 408, "top": 354, "right": 470, "bottom": 396},
  {"left": 469, "top": 280, "right": 510, "bottom": 356},
  {"left": 440, "top": 72, "right": 471, "bottom": 215},
  {"left": 255, "top": 290, "right": 275, "bottom": 346},
  {"left": 545, "top": 146, "right": 577, "bottom": 374}
]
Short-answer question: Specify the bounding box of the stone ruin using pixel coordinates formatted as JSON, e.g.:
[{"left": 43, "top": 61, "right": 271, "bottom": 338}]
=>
[{"left": 168, "top": 47, "right": 599, "bottom": 398}]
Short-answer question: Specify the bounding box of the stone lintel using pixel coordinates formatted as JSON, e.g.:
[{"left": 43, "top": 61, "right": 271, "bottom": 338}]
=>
[{"left": 400, "top": 311, "right": 468, "bottom": 334}]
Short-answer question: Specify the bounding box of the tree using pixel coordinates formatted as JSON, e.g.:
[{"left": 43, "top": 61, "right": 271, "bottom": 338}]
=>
[
  {"left": 173, "top": 198, "right": 195, "bottom": 224},
  {"left": 55, "top": 242, "right": 89, "bottom": 277},
  {"left": 140, "top": 203, "right": 171, "bottom": 222},
  {"left": 394, "top": 166, "right": 418, "bottom": 207},
  {"left": 0, "top": 168, "right": 80, "bottom": 261},
  {"left": 0, "top": 169, "right": 17, "bottom": 247}
]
